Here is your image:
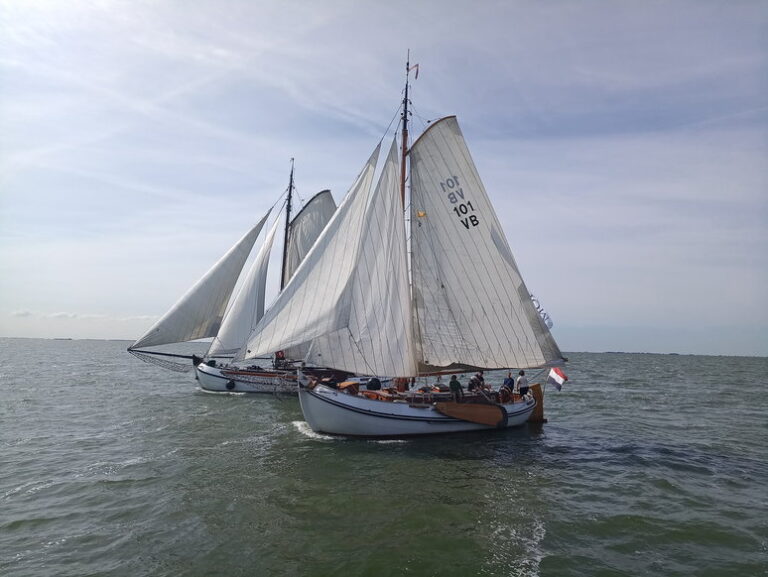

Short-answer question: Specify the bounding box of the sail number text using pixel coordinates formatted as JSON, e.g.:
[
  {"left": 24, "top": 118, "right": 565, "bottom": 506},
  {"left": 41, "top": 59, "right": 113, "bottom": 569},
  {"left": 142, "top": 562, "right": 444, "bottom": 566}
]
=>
[{"left": 440, "top": 176, "right": 479, "bottom": 229}]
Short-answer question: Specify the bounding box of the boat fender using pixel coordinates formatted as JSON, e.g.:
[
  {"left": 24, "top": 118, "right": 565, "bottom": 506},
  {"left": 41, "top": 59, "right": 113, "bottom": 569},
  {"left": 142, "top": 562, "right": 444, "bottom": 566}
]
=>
[{"left": 226, "top": 380, "right": 235, "bottom": 391}]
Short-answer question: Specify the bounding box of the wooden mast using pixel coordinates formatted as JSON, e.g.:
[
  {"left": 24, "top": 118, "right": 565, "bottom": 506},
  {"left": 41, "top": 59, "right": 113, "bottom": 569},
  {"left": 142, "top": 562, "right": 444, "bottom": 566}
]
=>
[
  {"left": 280, "top": 158, "right": 294, "bottom": 290},
  {"left": 399, "top": 53, "right": 413, "bottom": 389},
  {"left": 399, "top": 53, "right": 410, "bottom": 206}
]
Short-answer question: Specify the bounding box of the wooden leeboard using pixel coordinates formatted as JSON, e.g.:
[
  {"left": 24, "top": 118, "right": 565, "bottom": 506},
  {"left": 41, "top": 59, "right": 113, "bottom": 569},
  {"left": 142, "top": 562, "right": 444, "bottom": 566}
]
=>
[
  {"left": 434, "top": 402, "right": 507, "bottom": 427},
  {"left": 527, "top": 383, "right": 546, "bottom": 423}
]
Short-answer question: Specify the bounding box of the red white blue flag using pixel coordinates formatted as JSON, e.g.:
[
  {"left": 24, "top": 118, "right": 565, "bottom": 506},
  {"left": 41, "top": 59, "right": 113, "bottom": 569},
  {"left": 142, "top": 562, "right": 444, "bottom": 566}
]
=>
[{"left": 547, "top": 367, "right": 568, "bottom": 391}]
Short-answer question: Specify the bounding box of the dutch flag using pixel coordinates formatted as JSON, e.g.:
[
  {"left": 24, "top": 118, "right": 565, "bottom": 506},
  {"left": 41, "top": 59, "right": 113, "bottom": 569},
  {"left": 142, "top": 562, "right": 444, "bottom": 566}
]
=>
[{"left": 547, "top": 367, "right": 569, "bottom": 391}]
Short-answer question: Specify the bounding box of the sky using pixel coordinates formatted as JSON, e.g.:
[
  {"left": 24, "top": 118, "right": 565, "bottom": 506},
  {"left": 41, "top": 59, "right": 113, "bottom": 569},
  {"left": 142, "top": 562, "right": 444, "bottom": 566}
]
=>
[{"left": 1, "top": 0, "right": 766, "bottom": 356}]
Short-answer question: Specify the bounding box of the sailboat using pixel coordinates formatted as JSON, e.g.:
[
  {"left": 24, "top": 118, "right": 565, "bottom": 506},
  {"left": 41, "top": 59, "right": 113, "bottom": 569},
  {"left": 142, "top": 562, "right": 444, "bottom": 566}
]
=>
[
  {"left": 128, "top": 163, "right": 343, "bottom": 394},
  {"left": 235, "top": 61, "right": 567, "bottom": 435}
]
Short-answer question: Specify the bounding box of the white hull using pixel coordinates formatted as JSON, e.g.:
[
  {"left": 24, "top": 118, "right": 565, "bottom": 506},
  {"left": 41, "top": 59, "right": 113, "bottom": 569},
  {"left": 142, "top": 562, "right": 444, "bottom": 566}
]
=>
[
  {"left": 195, "top": 363, "right": 297, "bottom": 395},
  {"left": 298, "top": 384, "right": 536, "bottom": 437}
]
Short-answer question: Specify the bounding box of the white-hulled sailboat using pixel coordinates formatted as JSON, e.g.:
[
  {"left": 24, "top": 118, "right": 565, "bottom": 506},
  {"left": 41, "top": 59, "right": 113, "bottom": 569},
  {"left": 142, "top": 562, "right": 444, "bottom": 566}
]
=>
[
  {"left": 128, "top": 163, "right": 343, "bottom": 394},
  {"left": 236, "top": 61, "right": 566, "bottom": 435}
]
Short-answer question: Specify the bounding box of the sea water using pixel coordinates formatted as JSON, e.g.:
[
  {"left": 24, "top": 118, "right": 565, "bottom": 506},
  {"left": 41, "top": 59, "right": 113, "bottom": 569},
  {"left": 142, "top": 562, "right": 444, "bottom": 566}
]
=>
[{"left": 1, "top": 338, "right": 766, "bottom": 576}]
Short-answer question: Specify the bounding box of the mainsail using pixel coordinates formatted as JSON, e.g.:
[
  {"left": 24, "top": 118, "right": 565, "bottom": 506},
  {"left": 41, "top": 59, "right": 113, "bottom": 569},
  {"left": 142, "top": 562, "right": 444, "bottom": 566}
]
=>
[
  {"left": 129, "top": 210, "right": 271, "bottom": 351},
  {"left": 410, "top": 116, "right": 563, "bottom": 370},
  {"left": 282, "top": 189, "right": 337, "bottom": 285}
]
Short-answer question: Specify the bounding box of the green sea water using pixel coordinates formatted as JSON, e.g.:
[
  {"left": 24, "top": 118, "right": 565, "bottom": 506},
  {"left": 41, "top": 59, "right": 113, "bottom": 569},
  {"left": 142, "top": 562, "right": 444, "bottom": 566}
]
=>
[{"left": 1, "top": 338, "right": 766, "bottom": 576}]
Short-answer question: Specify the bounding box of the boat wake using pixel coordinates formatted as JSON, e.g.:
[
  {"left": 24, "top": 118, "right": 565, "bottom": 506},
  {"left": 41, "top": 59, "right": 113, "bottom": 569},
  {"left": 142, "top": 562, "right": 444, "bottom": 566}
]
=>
[
  {"left": 368, "top": 439, "right": 408, "bottom": 445},
  {"left": 196, "top": 387, "right": 246, "bottom": 397},
  {"left": 292, "top": 421, "right": 335, "bottom": 440},
  {"left": 486, "top": 515, "right": 546, "bottom": 577}
]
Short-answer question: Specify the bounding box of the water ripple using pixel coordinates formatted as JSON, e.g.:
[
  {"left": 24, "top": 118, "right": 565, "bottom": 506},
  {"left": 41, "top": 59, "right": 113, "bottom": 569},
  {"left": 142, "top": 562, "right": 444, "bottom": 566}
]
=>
[{"left": 1, "top": 341, "right": 767, "bottom": 576}]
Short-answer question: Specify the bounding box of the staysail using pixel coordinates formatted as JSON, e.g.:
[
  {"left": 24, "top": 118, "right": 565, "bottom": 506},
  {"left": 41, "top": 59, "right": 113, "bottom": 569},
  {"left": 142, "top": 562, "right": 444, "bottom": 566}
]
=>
[
  {"left": 129, "top": 210, "right": 271, "bottom": 351},
  {"left": 206, "top": 215, "right": 280, "bottom": 358},
  {"left": 240, "top": 142, "right": 417, "bottom": 376},
  {"left": 237, "top": 145, "right": 380, "bottom": 365},
  {"left": 409, "top": 116, "right": 564, "bottom": 370}
]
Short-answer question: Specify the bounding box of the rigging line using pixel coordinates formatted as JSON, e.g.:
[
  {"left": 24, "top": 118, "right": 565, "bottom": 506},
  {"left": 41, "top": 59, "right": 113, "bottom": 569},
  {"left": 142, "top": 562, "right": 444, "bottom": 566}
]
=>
[
  {"left": 531, "top": 368, "right": 547, "bottom": 381},
  {"left": 348, "top": 326, "right": 385, "bottom": 378},
  {"left": 258, "top": 187, "right": 289, "bottom": 221},
  {"left": 378, "top": 101, "right": 404, "bottom": 147},
  {"left": 287, "top": 160, "right": 314, "bottom": 214},
  {"left": 409, "top": 104, "right": 432, "bottom": 133},
  {"left": 293, "top": 186, "right": 307, "bottom": 207},
  {"left": 128, "top": 349, "right": 196, "bottom": 359}
]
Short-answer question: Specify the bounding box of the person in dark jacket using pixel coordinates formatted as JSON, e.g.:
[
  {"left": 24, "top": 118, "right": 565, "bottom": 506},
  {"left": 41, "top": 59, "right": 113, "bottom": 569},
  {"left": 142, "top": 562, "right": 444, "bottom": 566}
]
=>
[{"left": 449, "top": 374, "right": 464, "bottom": 401}]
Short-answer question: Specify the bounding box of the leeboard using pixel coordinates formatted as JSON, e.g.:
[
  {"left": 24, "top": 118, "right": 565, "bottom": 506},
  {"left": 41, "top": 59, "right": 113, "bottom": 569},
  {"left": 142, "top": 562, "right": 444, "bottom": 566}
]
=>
[{"left": 434, "top": 402, "right": 507, "bottom": 427}]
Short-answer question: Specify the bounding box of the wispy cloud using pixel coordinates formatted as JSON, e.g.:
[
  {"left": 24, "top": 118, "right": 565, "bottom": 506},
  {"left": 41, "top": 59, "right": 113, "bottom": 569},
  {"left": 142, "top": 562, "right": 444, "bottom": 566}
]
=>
[{"left": 6, "top": 310, "right": 158, "bottom": 322}]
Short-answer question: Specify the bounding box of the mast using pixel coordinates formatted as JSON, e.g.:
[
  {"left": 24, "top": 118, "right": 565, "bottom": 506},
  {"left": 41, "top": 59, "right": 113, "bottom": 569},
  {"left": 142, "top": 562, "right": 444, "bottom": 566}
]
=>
[
  {"left": 400, "top": 53, "right": 410, "bottom": 207},
  {"left": 280, "top": 158, "right": 294, "bottom": 290},
  {"left": 401, "top": 53, "right": 420, "bottom": 379}
]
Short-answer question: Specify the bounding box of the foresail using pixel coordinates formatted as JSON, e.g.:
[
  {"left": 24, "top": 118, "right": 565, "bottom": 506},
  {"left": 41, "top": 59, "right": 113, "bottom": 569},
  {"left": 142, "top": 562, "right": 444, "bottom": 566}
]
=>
[
  {"left": 207, "top": 215, "right": 280, "bottom": 357},
  {"left": 409, "top": 116, "right": 564, "bottom": 370},
  {"left": 305, "top": 141, "right": 415, "bottom": 376},
  {"left": 240, "top": 141, "right": 417, "bottom": 377},
  {"left": 283, "top": 189, "right": 336, "bottom": 285},
  {"left": 129, "top": 210, "right": 271, "bottom": 350},
  {"left": 237, "top": 146, "right": 380, "bottom": 367}
]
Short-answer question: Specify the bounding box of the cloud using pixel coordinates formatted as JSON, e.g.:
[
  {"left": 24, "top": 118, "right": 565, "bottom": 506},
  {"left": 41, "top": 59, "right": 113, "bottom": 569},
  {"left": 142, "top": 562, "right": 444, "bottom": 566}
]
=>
[
  {"left": 11, "top": 310, "right": 34, "bottom": 317},
  {"left": 7, "top": 310, "right": 157, "bottom": 322},
  {"left": 50, "top": 312, "right": 78, "bottom": 319}
]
